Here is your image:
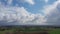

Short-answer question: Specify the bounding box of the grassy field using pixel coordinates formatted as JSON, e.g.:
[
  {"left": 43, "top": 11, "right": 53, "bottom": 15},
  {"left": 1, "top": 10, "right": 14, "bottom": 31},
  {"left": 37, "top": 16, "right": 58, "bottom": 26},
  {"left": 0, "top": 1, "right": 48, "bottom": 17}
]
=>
[
  {"left": 49, "top": 28, "right": 60, "bottom": 34},
  {"left": 0, "top": 26, "right": 60, "bottom": 34}
]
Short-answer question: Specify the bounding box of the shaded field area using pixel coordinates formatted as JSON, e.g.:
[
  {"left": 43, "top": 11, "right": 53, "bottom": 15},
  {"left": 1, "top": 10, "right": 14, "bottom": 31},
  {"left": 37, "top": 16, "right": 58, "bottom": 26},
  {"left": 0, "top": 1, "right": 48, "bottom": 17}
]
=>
[{"left": 0, "top": 26, "right": 60, "bottom": 34}]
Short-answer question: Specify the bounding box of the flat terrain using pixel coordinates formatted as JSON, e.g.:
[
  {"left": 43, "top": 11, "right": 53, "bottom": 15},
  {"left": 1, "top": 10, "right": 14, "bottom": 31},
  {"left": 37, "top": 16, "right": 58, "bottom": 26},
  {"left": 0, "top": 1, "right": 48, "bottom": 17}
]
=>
[
  {"left": 0, "top": 26, "right": 60, "bottom": 34},
  {"left": 49, "top": 28, "right": 60, "bottom": 34}
]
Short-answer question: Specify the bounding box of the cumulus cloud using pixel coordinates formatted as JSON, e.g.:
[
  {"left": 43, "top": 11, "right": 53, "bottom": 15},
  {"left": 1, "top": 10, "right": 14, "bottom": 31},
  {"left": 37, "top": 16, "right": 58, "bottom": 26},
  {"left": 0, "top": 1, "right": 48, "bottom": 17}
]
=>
[
  {"left": 0, "top": 0, "right": 42, "bottom": 25},
  {"left": 0, "top": 0, "right": 60, "bottom": 25},
  {"left": 0, "top": 3, "right": 46, "bottom": 25},
  {"left": 43, "top": 0, "right": 60, "bottom": 25}
]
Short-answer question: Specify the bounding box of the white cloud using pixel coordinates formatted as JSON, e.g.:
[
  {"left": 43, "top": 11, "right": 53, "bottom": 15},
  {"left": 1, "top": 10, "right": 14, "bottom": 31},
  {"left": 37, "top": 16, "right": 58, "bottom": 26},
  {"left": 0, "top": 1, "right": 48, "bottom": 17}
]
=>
[
  {"left": 7, "top": 0, "right": 13, "bottom": 5},
  {"left": 0, "top": 0, "right": 48, "bottom": 25},
  {"left": 45, "top": 0, "right": 49, "bottom": 3},
  {"left": 25, "top": 0, "right": 35, "bottom": 5},
  {"left": 0, "top": 3, "right": 47, "bottom": 25},
  {"left": 1, "top": 0, "right": 60, "bottom": 25},
  {"left": 43, "top": 0, "right": 60, "bottom": 15},
  {"left": 42, "top": 0, "right": 60, "bottom": 25},
  {"left": 6, "top": 0, "right": 35, "bottom": 5}
]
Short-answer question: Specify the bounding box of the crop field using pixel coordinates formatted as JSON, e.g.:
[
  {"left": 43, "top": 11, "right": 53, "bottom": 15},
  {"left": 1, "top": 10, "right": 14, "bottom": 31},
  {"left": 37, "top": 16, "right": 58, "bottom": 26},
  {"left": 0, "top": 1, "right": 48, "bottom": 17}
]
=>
[{"left": 0, "top": 26, "right": 60, "bottom": 34}]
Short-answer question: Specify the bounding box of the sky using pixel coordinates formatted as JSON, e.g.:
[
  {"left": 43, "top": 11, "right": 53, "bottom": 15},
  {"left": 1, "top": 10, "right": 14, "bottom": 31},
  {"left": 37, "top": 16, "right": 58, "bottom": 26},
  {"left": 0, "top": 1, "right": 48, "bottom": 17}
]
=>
[{"left": 0, "top": 0, "right": 60, "bottom": 25}]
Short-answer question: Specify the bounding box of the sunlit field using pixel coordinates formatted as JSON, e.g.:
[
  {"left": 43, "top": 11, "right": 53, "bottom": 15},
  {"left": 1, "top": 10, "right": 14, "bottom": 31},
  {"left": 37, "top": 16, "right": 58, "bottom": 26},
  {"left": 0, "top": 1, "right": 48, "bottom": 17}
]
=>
[{"left": 0, "top": 26, "right": 60, "bottom": 34}]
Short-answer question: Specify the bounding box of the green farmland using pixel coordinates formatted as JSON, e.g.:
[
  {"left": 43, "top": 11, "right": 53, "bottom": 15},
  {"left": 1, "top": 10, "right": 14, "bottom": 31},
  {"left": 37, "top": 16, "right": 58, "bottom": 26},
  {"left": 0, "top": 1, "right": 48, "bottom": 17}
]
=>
[
  {"left": 0, "top": 26, "right": 60, "bottom": 34},
  {"left": 49, "top": 28, "right": 60, "bottom": 34}
]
